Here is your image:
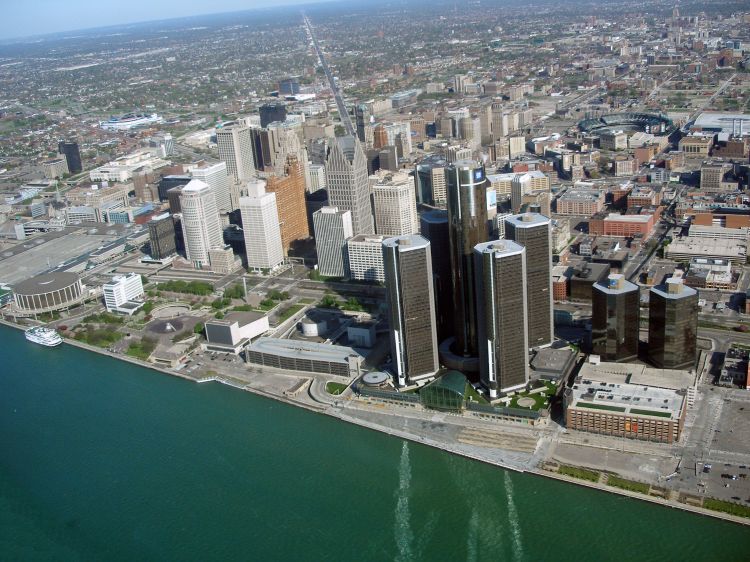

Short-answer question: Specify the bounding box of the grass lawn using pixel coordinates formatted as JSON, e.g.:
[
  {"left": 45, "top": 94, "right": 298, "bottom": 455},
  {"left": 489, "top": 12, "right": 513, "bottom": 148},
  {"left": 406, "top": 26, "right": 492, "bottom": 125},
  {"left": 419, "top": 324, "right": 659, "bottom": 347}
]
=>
[
  {"left": 630, "top": 408, "right": 672, "bottom": 418},
  {"left": 576, "top": 402, "right": 626, "bottom": 413},
  {"left": 607, "top": 476, "right": 650, "bottom": 494},
  {"left": 299, "top": 298, "right": 317, "bottom": 305},
  {"left": 74, "top": 327, "right": 122, "bottom": 347},
  {"left": 509, "top": 392, "right": 548, "bottom": 411},
  {"left": 126, "top": 338, "right": 157, "bottom": 361},
  {"left": 558, "top": 465, "right": 600, "bottom": 482},
  {"left": 703, "top": 498, "right": 750, "bottom": 518},
  {"left": 326, "top": 381, "right": 348, "bottom": 395}
]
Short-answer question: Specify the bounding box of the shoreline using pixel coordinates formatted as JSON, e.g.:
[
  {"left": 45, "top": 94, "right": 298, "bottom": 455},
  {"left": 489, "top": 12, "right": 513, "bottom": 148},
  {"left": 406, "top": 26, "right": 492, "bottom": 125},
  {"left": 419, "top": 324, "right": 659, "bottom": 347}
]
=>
[{"left": 2, "top": 318, "right": 748, "bottom": 527}]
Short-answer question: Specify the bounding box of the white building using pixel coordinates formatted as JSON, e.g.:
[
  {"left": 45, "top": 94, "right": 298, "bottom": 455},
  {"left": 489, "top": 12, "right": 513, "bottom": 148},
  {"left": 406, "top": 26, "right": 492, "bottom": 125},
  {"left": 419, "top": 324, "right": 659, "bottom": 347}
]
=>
[
  {"left": 347, "top": 234, "right": 386, "bottom": 282},
  {"left": 313, "top": 206, "right": 353, "bottom": 277},
  {"left": 239, "top": 178, "right": 284, "bottom": 272},
  {"left": 371, "top": 171, "right": 419, "bottom": 237},
  {"left": 103, "top": 272, "right": 144, "bottom": 315},
  {"left": 324, "top": 136, "right": 374, "bottom": 236},
  {"left": 191, "top": 162, "right": 233, "bottom": 214},
  {"left": 179, "top": 179, "right": 224, "bottom": 269},
  {"left": 216, "top": 125, "right": 255, "bottom": 183},
  {"left": 309, "top": 163, "right": 327, "bottom": 193},
  {"left": 204, "top": 311, "right": 270, "bottom": 354}
]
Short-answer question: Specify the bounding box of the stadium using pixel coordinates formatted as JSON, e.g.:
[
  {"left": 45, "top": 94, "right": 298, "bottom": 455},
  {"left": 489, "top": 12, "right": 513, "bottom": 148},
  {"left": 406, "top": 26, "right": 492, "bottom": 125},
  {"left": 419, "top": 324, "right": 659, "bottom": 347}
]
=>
[{"left": 578, "top": 112, "right": 673, "bottom": 135}]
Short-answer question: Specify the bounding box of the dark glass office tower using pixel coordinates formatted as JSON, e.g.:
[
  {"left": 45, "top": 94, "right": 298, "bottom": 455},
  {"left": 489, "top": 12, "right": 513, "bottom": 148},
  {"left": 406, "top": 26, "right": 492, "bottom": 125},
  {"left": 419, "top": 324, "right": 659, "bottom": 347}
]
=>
[
  {"left": 474, "top": 241, "right": 529, "bottom": 398},
  {"left": 504, "top": 213, "right": 553, "bottom": 348},
  {"left": 420, "top": 210, "right": 451, "bottom": 343},
  {"left": 383, "top": 234, "right": 439, "bottom": 387},
  {"left": 58, "top": 141, "right": 82, "bottom": 174},
  {"left": 447, "top": 160, "right": 489, "bottom": 357},
  {"left": 148, "top": 213, "right": 177, "bottom": 260},
  {"left": 259, "top": 103, "right": 287, "bottom": 128},
  {"left": 648, "top": 278, "right": 698, "bottom": 369},
  {"left": 592, "top": 274, "right": 640, "bottom": 362}
]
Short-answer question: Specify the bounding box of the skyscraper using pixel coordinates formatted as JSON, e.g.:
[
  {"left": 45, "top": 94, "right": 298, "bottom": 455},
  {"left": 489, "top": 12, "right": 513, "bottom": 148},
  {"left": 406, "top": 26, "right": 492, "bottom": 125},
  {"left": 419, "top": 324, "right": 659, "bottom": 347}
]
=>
[
  {"left": 58, "top": 141, "right": 82, "bottom": 174},
  {"left": 504, "top": 213, "right": 553, "bottom": 348},
  {"left": 355, "top": 103, "right": 371, "bottom": 144},
  {"left": 239, "top": 178, "right": 284, "bottom": 271},
  {"left": 383, "top": 234, "right": 439, "bottom": 387},
  {"left": 371, "top": 170, "right": 419, "bottom": 237},
  {"left": 447, "top": 159, "right": 489, "bottom": 357},
  {"left": 179, "top": 179, "right": 224, "bottom": 269},
  {"left": 415, "top": 155, "right": 448, "bottom": 207},
  {"left": 324, "top": 136, "right": 375, "bottom": 236},
  {"left": 420, "top": 210, "right": 452, "bottom": 343},
  {"left": 147, "top": 212, "right": 177, "bottom": 260},
  {"left": 216, "top": 125, "right": 255, "bottom": 184},
  {"left": 313, "top": 206, "right": 353, "bottom": 277},
  {"left": 592, "top": 273, "right": 640, "bottom": 362},
  {"left": 648, "top": 278, "right": 698, "bottom": 369},
  {"left": 192, "top": 162, "right": 233, "bottom": 214},
  {"left": 264, "top": 155, "right": 310, "bottom": 255},
  {"left": 474, "top": 240, "right": 529, "bottom": 397}
]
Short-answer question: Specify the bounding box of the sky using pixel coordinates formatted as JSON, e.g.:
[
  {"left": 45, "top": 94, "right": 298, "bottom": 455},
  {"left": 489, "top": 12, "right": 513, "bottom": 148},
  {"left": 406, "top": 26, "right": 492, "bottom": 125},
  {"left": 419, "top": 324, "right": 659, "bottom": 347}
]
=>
[{"left": 0, "top": 0, "right": 327, "bottom": 41}]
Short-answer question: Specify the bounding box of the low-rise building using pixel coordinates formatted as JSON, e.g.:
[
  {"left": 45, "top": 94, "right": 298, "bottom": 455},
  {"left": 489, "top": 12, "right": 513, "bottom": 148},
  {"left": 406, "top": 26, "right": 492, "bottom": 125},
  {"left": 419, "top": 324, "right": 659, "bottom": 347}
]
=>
[
  {"left": 245, "top": 337, "right": 364, "bottom": 378},
  {"left": 564, "top": 361, "right": 695, "bottom": 443},
  {"left": 665, "top": 237, "right": 747, "bottom": 264},
  {"left": 556, "top": 190, "right": 605, "bottom": 216},
  {"left": 204, "top": 311, "right": 270, "bottom": 354}
]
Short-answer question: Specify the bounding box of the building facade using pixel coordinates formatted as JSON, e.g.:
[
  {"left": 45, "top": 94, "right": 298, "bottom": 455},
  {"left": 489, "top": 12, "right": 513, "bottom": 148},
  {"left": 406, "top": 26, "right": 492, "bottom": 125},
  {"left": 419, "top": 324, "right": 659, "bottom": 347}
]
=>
[
  {"left": 324, "top": 136, "right": 375, "bottom": 236},
  {"left": 103, "top": 272, "right": 144, "bottom": 315},
  {"left": 179, "top": 179, "right": 224, "bottom": 269},
  {"left": 216, "top": 125, "right": 255, "bottom": 183},
  {"left": 383, "top": 234, "right": 439, "bottom": 387},
  {"left": 647, "top": 278, "right": 698, "bottom": 369},
  {"left": 447, "top": 160, "right": 489, "bottom": 357},
  {"left": 504, "top": 213, "right": 553, "bottom": 348},
  {"left": 474, "top": 241, "right": 530, "bottom": 397},
  {"left": 347, "top": 234, "right": 385, "bottom": 282},
  {"left": 148, "top": 212, "right": 177, "bottom": 260},
  {"left": 313, "top": 206, "right": 354, "bottom": 277},
  {"left": 239, "top": 178, "right": 284, "bottom": 271},
  {"left": 592, "top": 274, "right": 640, "bottom": 362},
  {"left": 371, "top": 170, "right": 419, "bottom": 237}
]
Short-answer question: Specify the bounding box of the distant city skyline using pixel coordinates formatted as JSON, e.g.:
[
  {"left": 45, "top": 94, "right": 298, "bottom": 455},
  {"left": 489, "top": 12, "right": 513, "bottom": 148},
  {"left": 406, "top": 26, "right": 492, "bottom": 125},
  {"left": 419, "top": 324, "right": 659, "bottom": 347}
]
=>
[{"left": 0, "top": 0, "right": 330, "bottom": 41}]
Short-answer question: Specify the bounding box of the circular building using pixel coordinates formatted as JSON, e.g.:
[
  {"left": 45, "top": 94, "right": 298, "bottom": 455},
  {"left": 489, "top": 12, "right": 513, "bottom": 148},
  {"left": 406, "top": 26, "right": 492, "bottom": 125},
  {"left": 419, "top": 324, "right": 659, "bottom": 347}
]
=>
[
  {"left": 361, "top": 371, "right": 390, "bottom": 388},
  {"left": 578, "top": 112, "right": 673, "bottom": 135},
  {"left": 13, "top": 272, "right": 84, "bottom": 314}
]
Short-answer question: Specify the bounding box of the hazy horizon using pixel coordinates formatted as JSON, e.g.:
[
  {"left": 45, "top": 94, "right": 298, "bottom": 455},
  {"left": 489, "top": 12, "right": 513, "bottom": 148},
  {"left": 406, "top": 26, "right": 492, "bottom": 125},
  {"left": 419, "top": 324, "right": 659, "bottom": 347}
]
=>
[{"left": 0, "top": 0, "right": 334, "bottom": 42}]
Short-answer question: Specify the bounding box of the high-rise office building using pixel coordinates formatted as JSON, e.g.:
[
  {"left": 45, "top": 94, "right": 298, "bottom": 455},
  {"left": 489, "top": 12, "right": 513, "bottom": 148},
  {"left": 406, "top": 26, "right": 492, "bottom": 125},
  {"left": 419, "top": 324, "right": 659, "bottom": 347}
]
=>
[
  {"left": 647, "top": 278, "right": 698, "bottom": 369},
  {"left": 447, "top": 160, "right": 489, "bottom": 357},
  {"left": 383, "top": 234, "right": 439, "bottom": 387},
  {"left": 355, "top": 104, "right": 371, "bottom": 144},
  {"left": 158, "top": 175, "right": 191, "bottom": 201},
  {"left": 148, "top": 212, "right": 177, "bottom": 260},
  {"left": 420, "top": 210, "right": 452, "bottom": 343},
  {"left": 313, "top": 206, "right": 353, "bottom": 277},
  {"left": 278, "top": 77, "right": 300, "bottom": 96},
  {"left": 166, "top": 186, "right": 184, "bottom": 214},
  {"left": 239, "top": 178, "right": 284, "bottom": 271},
  {"left": 192, "top": 162, "right": 233, "bottom": 213},
  {"left": 474, "top": 240, "right": 529, "bottom": 397},
  {"left": 324, "top": 136, "right": 375, "bottom": 236},
  {"left": 504, "top": 213, "right": 553, "bottom": 348},
  {"left": 216, "top": 125, "right": 255, "bottom": 184},
  {"left": 179, "top": 179, "right": 224, "bottom": 269},
  {"left": 259, "top": 102, "right": 287, "bottom": 128},
  {"left": 371, "top": 170, "right": 419, "bottom": 237},
  {"left": 415, "top": 155, "right": 448, "bottom": 207},
  {"left": 378, "top": 145, "right": 399, "bottom": 172},
  {"left": 58, "top": 141, "right": 82, "bottom": 174},
  {"left": 264, "top": 155, "right": 309, "bottom": 255},
  {"left": 592, "top": 273, "right": 640, "bottom": 362}
]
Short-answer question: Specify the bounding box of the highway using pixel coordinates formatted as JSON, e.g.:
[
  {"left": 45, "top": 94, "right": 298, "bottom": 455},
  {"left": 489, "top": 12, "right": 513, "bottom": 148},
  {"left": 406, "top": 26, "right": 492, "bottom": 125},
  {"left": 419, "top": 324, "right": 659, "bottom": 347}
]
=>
[{"left": 303, "top": 14, "right": 356, "bottom": 137}]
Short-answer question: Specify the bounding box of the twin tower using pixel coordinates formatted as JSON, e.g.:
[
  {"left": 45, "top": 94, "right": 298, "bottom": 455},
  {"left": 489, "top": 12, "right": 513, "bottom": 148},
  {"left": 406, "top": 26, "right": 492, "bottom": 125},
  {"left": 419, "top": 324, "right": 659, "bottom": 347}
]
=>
[{"left": 384, "top": 160, "right": 553, "bottom": 399}]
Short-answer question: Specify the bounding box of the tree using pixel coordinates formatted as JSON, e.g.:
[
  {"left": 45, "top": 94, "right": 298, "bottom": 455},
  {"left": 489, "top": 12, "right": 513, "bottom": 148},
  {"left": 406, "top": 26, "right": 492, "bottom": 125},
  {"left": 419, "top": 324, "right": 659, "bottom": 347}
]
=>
[{"left": 194, "top": 322, "right": 205, "bottom": 335}]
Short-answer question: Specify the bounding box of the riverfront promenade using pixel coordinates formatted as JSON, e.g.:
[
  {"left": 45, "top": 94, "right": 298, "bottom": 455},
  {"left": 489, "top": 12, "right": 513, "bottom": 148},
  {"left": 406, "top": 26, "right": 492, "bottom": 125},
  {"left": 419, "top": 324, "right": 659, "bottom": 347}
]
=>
[{"left": 3, "top": 317, "right": 748, "bottom": 527}]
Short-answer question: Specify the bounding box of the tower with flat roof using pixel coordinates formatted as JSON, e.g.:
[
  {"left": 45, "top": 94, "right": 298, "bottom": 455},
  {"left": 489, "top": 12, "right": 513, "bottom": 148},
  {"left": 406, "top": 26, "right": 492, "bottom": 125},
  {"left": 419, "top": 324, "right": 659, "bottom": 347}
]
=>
[
  {"left": 420, "top": 210, "right": 452, "bottom": 343},
  {"left": 383, "top": 234, "right": 439, "bottom": 387},
  {"left": 239, "top": 178, "right": 284, "bottom": 272},
  {"left": 313, "top": 206, "right": 353, "bottom": 277},
  {"left": 592, "top": 273, "right": 640, "bottom": 362},
  {"left": 447, "top": 159, "right": 489, "bottom": 357},
  {"left": 504, "top": 213, "right": 553, "bottom": 348},
  {"left": 179, "top": 179, "right": 224, "bottom": 269},
  {"left": 474, "top": 240, "right": 529, "bottom": 397},
  {"left": 648, "top": 278, "right": 698, "bottom": 369}
]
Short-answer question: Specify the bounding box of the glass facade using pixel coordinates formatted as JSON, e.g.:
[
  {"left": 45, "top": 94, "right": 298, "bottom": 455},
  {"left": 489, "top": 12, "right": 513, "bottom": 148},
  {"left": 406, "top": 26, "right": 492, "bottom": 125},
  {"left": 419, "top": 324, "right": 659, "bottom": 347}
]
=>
[
  {"left": 647, "top": 286, "right": 698, "bottom": 369},
  {"left": 419, "top": 371, "right": 467, "bottom": 412},
  {"left": 591, "top": 282, "right": 640, "bottom": 362}
]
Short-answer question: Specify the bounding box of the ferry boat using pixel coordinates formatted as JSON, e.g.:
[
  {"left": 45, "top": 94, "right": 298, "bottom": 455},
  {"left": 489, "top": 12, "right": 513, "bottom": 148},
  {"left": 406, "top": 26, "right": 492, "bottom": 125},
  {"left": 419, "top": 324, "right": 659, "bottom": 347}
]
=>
[{"left": 25, "top": 326, "right": 63, "bottom": 347}]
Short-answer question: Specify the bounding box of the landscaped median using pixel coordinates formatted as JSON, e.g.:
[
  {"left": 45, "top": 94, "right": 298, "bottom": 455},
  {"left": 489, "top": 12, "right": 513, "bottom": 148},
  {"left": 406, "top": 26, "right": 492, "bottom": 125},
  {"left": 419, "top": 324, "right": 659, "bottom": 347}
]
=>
[
  {"left": 607, "top": 475, "right": 650, "bottom": 494},
  {"left": 703, "top": 498, "right": 750, "bottom": 519},
  {"left": 558, "top": 465, "right": 600, "bottom": 482}
]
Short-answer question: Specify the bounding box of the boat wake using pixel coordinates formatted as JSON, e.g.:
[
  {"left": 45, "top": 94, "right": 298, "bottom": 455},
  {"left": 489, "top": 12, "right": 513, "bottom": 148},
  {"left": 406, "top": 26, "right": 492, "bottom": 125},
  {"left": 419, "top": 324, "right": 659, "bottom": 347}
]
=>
[
  {"left": 394, "top": 441, "right": 413, "bottom": 562},
  {"left": 504, "top": 471, "right": 524, "bottom": 561}
]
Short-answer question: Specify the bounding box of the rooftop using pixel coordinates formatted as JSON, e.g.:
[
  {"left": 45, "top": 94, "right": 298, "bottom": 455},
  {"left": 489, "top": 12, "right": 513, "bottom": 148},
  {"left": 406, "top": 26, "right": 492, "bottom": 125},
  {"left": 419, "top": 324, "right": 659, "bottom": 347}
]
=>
[{"left": 247, "top": 337, "right": 363, "bottom": 363}]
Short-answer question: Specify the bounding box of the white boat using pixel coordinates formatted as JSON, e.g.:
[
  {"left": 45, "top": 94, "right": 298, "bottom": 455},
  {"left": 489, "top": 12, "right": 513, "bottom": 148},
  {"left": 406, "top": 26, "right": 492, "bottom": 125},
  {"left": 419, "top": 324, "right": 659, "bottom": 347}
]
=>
[{"left": 25, "top": 326, "right": 63, "bottom": 347}]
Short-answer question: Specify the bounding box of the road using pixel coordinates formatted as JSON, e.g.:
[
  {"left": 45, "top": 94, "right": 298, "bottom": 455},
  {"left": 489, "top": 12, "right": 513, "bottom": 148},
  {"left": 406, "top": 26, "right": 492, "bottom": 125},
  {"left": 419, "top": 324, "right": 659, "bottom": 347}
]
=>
[{"left": 303, "top": 14, "right": 355, "bottom": 137}]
